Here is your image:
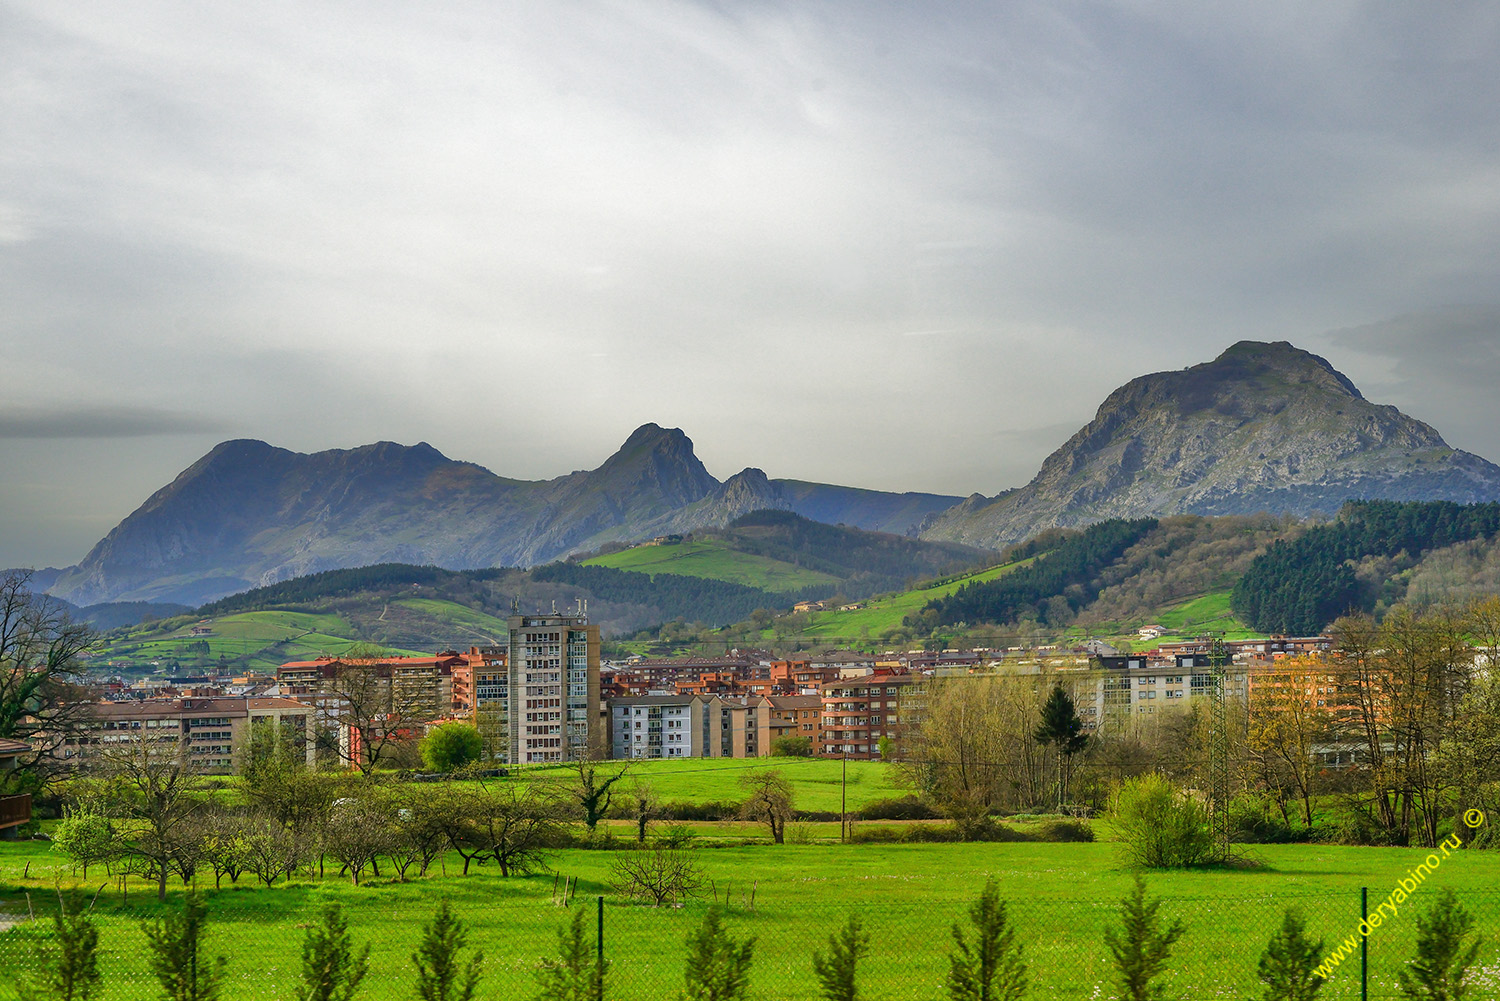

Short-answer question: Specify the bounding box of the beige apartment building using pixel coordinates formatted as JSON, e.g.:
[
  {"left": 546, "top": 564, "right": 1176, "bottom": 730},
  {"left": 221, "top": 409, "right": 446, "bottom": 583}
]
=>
[{"left": 57, "top": 696, "right": 317, "bottom": 773}]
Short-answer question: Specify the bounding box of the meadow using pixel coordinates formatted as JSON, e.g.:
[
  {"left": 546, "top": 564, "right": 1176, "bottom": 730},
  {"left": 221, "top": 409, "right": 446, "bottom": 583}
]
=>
[
  {"left": 514, "top": 756, "right": 907, "bottom": 814},
  {"left": 583, "top": 540, "right": 842, "bottom": 592},
  {"left": 94, "top": 609, "right": 420, "bottom": 674},
  {"left": 4, "top": 831, "right": 1500, "bottom": 1000},
  {"left": 776, "top": 559, "right": 1032, "bottom": 641}
]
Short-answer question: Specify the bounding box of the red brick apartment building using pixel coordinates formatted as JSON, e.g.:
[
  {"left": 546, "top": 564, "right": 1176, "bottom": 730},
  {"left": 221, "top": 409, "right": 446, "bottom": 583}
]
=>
[{"left": 819, "top": 673, "right": 916, "bottom": 759}]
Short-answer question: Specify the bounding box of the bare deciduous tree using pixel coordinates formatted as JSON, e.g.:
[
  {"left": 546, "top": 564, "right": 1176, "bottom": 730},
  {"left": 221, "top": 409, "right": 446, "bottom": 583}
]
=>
[
  {"left": 0, "top": 571, "right": 96, "bottom": 778},
  {"left": 610, "top": 846, "right": 705, "bottom": 906},
  {"left": 102, "top": 733, "right": 205, "bottom": 901}
]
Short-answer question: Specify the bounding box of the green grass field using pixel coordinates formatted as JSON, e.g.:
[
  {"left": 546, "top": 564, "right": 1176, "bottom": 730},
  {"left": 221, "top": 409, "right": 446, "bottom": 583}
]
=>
[
  {"left": 515, "top": 757, "right": 908, "bottom": 813},
  {"left": 4, "top": 832, "right": 1500, "bottom": 1000},
  {"left": 790, "top": 558, "right": 1033, "bottom": 639},
  {"left": 583, "top": 540, "right": 841, "bottom": 592}
]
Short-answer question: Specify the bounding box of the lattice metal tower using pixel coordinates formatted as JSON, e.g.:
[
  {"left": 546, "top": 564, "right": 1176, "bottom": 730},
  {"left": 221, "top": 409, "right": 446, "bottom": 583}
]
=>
[{"left": 1208, "top": 637, "right": 1232, "bottom": 861}]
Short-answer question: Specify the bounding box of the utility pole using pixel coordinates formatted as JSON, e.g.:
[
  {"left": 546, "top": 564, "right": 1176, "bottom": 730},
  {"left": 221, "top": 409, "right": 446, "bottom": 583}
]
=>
[
  {"left": 1208, "top": 636, "right": 1231, "bottom": 861},
  {"left": 841, "top": 753, "right": 848, "bottom": 844}
]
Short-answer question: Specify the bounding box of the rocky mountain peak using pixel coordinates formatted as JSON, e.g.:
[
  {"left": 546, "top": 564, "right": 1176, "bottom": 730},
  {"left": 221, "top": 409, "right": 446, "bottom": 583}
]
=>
[{"left": 921, "top": 340, "right": 1500, "bottom": 550}]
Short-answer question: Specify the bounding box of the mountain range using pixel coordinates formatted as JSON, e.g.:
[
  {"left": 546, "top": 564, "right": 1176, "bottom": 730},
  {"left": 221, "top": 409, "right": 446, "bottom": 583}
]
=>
[
  {"left": 45, "top": 425, "right": 962, "bottom": 606},
  {"left": 38, "top": 339, "right": 1500, "bottom": 609}
]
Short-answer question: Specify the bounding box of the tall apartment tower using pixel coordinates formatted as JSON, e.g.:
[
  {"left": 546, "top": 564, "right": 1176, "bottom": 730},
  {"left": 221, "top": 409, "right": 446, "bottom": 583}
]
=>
[{"left": 507, "top": 612, "right": 602, "bottom": 764}]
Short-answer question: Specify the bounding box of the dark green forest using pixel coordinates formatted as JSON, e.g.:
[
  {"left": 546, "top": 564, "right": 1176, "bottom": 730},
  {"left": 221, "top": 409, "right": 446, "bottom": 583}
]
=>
[
  {"left": 913, "top": 518, "right": 1159, "bottom": 627},
  {"left": 1231, "top": 500, "right": 1500, "bottom": 634}
]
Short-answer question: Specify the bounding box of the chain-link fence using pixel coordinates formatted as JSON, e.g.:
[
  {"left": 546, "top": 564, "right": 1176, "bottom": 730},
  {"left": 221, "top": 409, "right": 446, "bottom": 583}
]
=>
[{"left": 4, "top": 884, "right": 1500, "bottom": 999}]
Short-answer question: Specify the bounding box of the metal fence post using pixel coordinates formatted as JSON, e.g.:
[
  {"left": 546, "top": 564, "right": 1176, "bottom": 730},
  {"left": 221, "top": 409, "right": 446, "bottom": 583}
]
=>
[{"left": 1361, "top": 886, "right": 1368, "bottom": 1001}]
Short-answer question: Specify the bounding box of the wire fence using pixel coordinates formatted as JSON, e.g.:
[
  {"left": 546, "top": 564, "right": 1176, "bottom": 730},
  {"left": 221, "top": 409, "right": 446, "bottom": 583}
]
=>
[{"left": 4, "top": 884, "right": 1500, "bottom": 999}]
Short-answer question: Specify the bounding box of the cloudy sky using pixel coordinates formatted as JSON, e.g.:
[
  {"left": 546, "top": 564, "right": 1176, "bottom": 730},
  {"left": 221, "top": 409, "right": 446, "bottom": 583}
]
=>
[{"left": 2, "top": 1, "right": 1499, "bottom": 569}]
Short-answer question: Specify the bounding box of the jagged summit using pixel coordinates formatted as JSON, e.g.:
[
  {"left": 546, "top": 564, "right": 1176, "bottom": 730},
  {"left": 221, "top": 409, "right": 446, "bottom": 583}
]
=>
[{"left": 920, "top": 340, "right": 1500, "bottom": 550}]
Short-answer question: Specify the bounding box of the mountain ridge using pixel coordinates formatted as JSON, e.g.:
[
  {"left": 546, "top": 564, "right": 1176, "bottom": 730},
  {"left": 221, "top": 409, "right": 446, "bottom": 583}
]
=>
[
  {"left": 919, "top": 340, "right": 1500, "bottom": 549},
  {"left": 47, "top": 425, "right": 966, "bottom": 606}
]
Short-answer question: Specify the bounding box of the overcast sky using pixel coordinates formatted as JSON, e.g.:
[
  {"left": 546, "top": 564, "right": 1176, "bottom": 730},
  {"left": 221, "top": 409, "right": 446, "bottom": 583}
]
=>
[{"left": 3, "top": 1, "right": 1499, "bottom": 569}]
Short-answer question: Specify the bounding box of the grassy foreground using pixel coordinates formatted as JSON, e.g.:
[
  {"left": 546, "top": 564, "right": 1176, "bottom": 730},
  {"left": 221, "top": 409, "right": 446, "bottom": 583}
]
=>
[{"left": 4, "top": 835, "right": 1500, "bottom": 1000}]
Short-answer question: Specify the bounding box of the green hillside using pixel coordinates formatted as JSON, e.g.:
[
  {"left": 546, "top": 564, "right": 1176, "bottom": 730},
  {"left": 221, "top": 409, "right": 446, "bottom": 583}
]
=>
[
  {"left": 792, "top": 559, "right": 1033, "bottom": 639},
  {"left": 95, "top": 607, "right": 440, "bottom": 675},
  {"left": 583, "top": 539, "right": 841, "bottom": 592}
]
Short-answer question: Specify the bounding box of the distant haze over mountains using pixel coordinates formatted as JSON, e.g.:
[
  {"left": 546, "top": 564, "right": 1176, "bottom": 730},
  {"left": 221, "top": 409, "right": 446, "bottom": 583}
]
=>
[
  {"left": 45, "top": 424, "right": 963, "bottom": 606},
  {"left": 37, "top": 340, "right": 1500, "bottom": 609},
  {"left": 921, "top": 341, "right": 1500, "bottom": 549}
]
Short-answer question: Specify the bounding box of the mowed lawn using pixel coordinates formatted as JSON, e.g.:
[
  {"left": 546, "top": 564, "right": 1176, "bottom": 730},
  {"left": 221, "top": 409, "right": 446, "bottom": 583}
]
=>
[
  {"left": 5, "top": 836, "right": 1500, "bottom": 1000},
  {"left": 514, "top": 756, "right": 908, "bottom": 813},
  {"left": 583, "top": 540, "right": 841, "bottom": 593}
]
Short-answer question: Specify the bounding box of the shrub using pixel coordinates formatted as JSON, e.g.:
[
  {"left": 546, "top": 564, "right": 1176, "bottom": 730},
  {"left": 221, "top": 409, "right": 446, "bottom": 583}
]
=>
[
  {"left": 1036, "top": 819, "right": 1095, "bottom": 843},
  {"left": 1229, "top": 797, "right": 1300, "bottom": 844},
  {"left": 849, "top": 826, "right": 905, "bottom": 845},
  {"left": 659, "top": 800, "right": 740, "bottom": 822},
  {"left": 1111, "top": 774, "right": 1213, "bottom": 867},
  {"left": 771, "top": 735, "right": 813, "bottom": 757},
  {"left": 420, "top": 723, "right": 483, "bottom": 773},
  {"left": 858, "top": 796, "right": 940, "bottom": 821}
]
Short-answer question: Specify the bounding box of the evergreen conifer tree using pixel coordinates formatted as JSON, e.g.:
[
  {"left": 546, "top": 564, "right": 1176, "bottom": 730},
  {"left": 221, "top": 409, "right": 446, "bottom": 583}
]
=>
[
  {"left": 142, "top": 890, "right": 227, "bottom": 1001},
  {"left": 300, "top": 904, "right": 370, "bottom": 1001},
  {"left": 1398, "top": 889, "right": 1482, "bottom": 1000},
  {"left": 683, "top": 905, "right": 754, "bottom": 1001},
  {"left": 413, "top": 901, "right": 483, "bottom": 1001},
  {"left": 18, "top": 893, "right": 102, "bottom": 1001},
  {"left": 1104, "top": 876, "right": 1184, "bottom": 1001},
  {"left": 946, "top": 877, "right": 1027, "bottom": 1000},
  {"left": 812, "top": 913, "right": 870, "bottom": 1001},
  {"left": 1256, "top": 909, "right": 1324, "bottom": 1001}
]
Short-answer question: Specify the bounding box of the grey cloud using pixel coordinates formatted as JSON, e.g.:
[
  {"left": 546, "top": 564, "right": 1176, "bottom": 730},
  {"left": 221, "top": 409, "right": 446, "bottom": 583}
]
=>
[
  {"left": 0, "top": 406, "right": 230, "bottom": 439},
  {"left": 1, "top": 2, "right": 1499, "bottom": 563},
  {"left": 1317, "top": 308, "right": 1500, "bottom": 460}
]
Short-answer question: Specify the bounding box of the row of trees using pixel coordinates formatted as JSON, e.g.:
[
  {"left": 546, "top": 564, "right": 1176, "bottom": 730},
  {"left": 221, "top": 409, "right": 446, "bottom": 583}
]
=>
[
  {"left": 26, "top": 874, "right": 1489, "bottom": 1000},
  {"left": 55, "top": 729, "right": 804, "bottom": 900},
  {"left": 1245, "top": 600, "right": 1500, "bottom": 847},
  {"left": 899, "top": 598, "right": 1500, "bottom": 848}
]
